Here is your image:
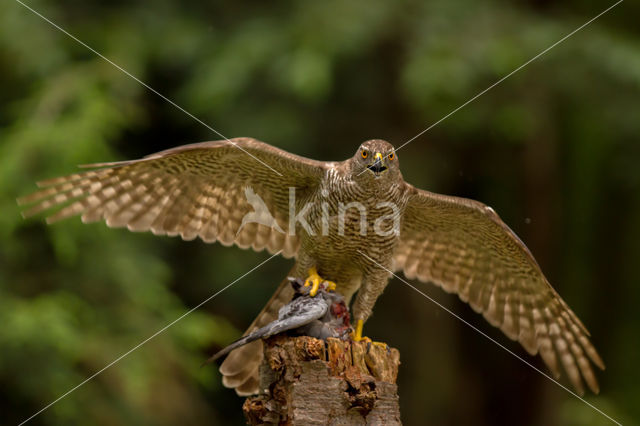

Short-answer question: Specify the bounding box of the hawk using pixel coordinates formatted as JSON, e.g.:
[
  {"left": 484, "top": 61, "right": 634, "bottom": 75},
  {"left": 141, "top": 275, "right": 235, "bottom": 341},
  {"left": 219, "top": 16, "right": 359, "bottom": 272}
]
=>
[{"left": 19, "top": 137, "right": 604, "bottom": 396}]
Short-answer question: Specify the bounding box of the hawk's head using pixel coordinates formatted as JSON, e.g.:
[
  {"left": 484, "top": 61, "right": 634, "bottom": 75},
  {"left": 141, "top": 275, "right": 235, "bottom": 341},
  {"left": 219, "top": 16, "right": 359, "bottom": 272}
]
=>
[{"left": 351, "top": 139, "right": 400, "bottom": 184}]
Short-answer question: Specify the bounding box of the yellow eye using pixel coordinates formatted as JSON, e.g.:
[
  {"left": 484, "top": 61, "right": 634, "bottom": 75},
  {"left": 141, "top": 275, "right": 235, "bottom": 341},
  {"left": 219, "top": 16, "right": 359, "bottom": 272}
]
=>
[
  {"left": 361, "top": 150, "right": 368, "bottom": 159},
  {"left": 388, "top": 152, "right": 395, "bottom": 160}
]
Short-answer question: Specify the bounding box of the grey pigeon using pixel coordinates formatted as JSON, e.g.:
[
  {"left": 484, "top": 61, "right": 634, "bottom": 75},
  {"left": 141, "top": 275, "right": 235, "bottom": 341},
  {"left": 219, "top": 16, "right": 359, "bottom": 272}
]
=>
[{"left": 206, "top": 278, "right": 351, "bottom": 364}]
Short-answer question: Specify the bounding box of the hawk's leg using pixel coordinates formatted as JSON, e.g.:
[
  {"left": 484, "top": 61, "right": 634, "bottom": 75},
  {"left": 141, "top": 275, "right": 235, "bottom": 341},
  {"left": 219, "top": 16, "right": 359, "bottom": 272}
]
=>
[
  {"left": 353, "top": 319, "right": 368, "bottom": 342},
  {"left": 351, "top": 273, "right": 390, "bottom": 348},
  {"left": 304, "top": 266, "right": 337, "bottom": 296}
]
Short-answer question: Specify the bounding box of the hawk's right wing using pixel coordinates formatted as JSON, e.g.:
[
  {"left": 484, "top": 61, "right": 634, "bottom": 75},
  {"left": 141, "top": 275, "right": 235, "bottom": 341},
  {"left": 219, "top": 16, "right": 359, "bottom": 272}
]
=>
[{"left": 19, "top": 138, "right": 330, "bottom": 257}]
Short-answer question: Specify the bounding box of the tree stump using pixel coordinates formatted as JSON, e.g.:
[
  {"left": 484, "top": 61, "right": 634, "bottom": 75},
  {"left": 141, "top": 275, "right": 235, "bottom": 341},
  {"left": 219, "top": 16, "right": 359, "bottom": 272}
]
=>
[{"left": 243, "top": 335, "right": 401, "bottom": 425}]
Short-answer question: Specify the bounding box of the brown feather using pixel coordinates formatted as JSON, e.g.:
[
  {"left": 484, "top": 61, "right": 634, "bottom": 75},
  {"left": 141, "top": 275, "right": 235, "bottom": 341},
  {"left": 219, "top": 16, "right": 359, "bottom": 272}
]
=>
[
  {"left": 394, "top": 185, "right": 604, "bottom": 393},
  {"left": 19, "top": 138, "right": 326, "bottom": 255}
]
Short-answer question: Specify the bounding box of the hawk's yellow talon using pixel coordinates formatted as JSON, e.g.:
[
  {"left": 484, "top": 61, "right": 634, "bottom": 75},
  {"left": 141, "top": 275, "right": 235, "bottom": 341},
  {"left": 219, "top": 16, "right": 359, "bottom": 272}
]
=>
[
  {"left": 351, "top": 320, "right": 386, "bottom": 349},
  {"left": 304, "top": 266, "right": 322, "bottom": 296},
  {"left": 372, "top": 341, "right": 388, "bottom": 349},
  {"left": 304, "top": 266, "right": 336, "bottom": 297},
  {"left": 308, "top": 280, "right": 320, "bottom": 297},
  {"left": 303, "top": 267, "right": 336, "bottom": 297}
]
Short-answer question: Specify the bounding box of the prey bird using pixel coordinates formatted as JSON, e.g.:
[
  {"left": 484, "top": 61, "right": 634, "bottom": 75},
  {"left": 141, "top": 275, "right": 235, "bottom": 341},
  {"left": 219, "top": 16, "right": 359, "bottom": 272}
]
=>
[
  {"left": 206, "top": 277, "right": 350, "bottom": 365},
  {"left": 19, "top": 137, "right": 604, "bottom": 395}
]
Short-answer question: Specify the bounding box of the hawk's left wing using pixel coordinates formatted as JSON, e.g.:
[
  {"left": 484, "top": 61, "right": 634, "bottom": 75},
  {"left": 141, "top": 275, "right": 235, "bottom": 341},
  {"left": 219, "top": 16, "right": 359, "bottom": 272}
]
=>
[{"left": 393, "top": 184, "right": 604, "bottom": 394}]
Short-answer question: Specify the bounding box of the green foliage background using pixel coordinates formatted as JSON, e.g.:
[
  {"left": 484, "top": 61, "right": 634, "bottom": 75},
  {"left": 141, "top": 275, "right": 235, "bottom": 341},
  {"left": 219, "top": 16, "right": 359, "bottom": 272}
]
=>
[{"left": 1, "top": 0, "right": 639, "bottom": 424}]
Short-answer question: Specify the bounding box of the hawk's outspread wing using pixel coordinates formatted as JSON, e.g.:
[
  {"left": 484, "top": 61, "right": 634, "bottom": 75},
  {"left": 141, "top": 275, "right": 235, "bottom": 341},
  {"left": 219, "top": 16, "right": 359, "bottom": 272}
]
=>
[
  {"left": 393, "top": 185, "right": 605, "bottom": 395},
  {"left": 19, "top": 138, "right": 328, "bottom": 257}
]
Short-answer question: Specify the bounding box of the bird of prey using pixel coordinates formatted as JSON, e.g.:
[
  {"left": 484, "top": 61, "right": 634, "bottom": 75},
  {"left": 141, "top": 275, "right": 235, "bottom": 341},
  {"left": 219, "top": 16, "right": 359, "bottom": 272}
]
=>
[
  {"left": 206, "top": 277, "right": 350, "bottom": 364},
  {"left": 18, "top": 137, "right": 604, "bottom": 396}
]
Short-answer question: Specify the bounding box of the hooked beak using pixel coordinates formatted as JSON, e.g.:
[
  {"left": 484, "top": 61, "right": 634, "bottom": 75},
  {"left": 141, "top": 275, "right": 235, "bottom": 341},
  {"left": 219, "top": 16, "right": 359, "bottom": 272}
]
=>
[{"left": 367, "top": 152, "right": 388, "bottom": 176}]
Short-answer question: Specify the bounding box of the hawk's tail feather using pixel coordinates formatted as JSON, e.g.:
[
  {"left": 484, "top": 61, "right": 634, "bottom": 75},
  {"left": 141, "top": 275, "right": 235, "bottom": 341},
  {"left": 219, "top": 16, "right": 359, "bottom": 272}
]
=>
[
  {"left": 220, "top": 341, "right": 263, "bottom": 387},
  {"left": 219, "top": 263, "right": 298, "bottom": 395},
  {"left": 236, "top": 376, "right": 260, "bottom": 396}
]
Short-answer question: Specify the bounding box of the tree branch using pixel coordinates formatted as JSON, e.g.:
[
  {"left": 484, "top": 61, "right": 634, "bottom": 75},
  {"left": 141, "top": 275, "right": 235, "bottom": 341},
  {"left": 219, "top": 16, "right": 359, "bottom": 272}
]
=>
[{"left": 243, "top": 335, "right": 401, "bottom": 425}]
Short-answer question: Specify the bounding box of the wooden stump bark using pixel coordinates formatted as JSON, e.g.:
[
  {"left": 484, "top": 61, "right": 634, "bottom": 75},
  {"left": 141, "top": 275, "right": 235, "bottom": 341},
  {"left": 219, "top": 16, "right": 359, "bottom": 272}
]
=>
[{"left": 243, "top": 335, "right": 401, "bottom": 425}]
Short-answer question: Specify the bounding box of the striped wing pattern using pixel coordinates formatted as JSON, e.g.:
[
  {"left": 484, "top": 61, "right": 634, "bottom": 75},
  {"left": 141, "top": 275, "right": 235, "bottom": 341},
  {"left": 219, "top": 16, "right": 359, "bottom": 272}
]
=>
[
  {"left": 19, "top": 138, "right": 327, "bottom": 258},
  {"left": 394, "top": 186, "right": 604, "bottom": 394}
]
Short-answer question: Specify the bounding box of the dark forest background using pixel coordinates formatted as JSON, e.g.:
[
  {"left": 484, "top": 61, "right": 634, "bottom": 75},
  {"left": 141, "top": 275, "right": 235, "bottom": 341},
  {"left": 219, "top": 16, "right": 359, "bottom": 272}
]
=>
[{"left": 1, "top": 0, "right": 639, "bottom": 424}]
